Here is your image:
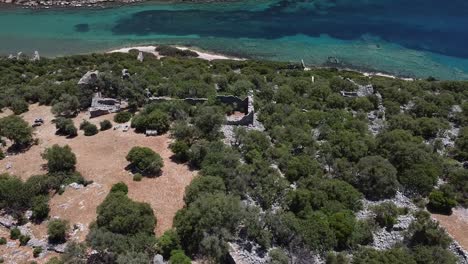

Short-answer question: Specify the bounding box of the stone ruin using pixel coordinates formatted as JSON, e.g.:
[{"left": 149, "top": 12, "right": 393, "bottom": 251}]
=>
[
  {"left": 223, "top": 95, "right": 255, "bottom": 126},
  {"left": 340, "top": 84, "right": 374, "bottom": 98},
  {"left": 137, "top": 51, "right": 144, "bottom": 62},
  {"left": 31, "top": 51, "right": 40, "bottom": 61},
  {"left": 148, "top": 95, "right": 256, "bottom": 126},
  {"left": 340, "top": 78, "right": 374, "bottom": 98},
  {"left": 89, "top": 96, "right": 122, "bottom": 118}
]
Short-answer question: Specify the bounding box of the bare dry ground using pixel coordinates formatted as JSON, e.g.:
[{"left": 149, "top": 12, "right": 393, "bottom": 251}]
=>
[
  {"left": 0, "top": 104, "right": 196, "bottom": 263},
  {"left": 432, "top": 208, "right": 468, "bottom": 251}
]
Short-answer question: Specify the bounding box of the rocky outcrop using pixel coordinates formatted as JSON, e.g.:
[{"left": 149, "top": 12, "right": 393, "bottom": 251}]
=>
[
  {"left": 0, "top": 213, "right": 17, "bottom": 228},
  {"left": 78, "top": 70, "right": 99, "bottom": 85},
  {"left": 152, "top": 254, "right": 165, "bottom": 264},
  {"left": 228, "top": 241, "right": 268, "bottom": 264},
  {"left": 356, "top": 192, "right": 418, "bottom": 250}
]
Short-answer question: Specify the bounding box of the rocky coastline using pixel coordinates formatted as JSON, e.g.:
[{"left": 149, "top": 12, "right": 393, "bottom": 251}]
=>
[
  {"left": 0, "top": 0, "right": 237, "bottom": 8},
  {"left": 0, "top": 0, "right": 143, "bottom": 8}
]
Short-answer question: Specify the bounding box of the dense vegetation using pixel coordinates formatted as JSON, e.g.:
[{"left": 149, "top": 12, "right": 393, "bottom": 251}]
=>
[{"left": 0, "top": 51, "right": 467, "bottom": 263}]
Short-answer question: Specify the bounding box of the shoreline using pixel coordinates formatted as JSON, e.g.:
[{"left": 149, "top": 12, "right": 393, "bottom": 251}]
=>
[
  {"left": 108, "top": 44, "right": 245, "bottom": 61},
  {"left": 107, "top": 45, "right": 415, "bottom": 81},
  {"left": 0, "top": 0, "right": 239, "bottom": 9},
  {"left": 2, "top": 44, "right": 415, "bottom": 81}
]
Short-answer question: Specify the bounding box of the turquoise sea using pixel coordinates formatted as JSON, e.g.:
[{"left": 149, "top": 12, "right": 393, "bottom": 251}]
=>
[{"left": 1, "top": 0, "right": 468, "bottom": 80}]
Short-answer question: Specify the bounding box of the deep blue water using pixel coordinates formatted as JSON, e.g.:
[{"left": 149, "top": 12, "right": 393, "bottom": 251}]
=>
[
  {"left": 112, "top": 0, "right": 468, "bottom": 59},
  {"left": 1, "top": 0, "right": 468, "bottom": 79}
]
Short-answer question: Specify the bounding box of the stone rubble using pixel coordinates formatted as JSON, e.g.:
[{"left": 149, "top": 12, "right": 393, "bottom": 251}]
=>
[
  {"left": 152, "top": 254, "right": 165, "bottom": 264},
  {"left": 78, "top": 70, "right": 99, "bottom": 85},
  {"left": 228, "top": 241, "right": 268, "bottom": 264},
  {"left": 0, "top": 213, "right": 17, "bottom": 228},
  {"left": 68, "top": 182, "right": 85, "bottom": 189},
  {"left": 356, "top": 192, "right": 417, "bottom": 250}
]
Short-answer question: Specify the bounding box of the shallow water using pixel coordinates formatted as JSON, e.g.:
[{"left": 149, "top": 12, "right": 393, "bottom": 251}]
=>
[{"left": 1, "top": 0, "right": 468, "bottom": 79}]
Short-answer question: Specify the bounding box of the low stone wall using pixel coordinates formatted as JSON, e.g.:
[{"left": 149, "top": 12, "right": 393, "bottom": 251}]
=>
[
  {"left": 148, "top": 97, "right": 207, "bottom": 105},
  {"left": 185, "top": 97, "right": 208, "bottom": 105},
  {"left": 89, "top": 108, "right": 111, "bottom": 118},
  {"left": 148, "top": 94, "right": 255, "bottom": 126}
]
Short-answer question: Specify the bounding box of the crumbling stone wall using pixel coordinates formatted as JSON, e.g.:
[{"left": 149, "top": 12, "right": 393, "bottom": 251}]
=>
[
  {"left": 216, "top": 95, "right": 249, "bottom": 113},
  {"left": 226, "top": 95, "right": 255, "bottom": 126},
  {"left": 148, "top": 95, "right": 255, "bottom": 126}
]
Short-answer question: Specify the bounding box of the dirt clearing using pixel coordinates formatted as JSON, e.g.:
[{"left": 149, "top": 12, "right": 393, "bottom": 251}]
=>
[
  {"left": 0, "top": 104, "right": 196, "bottom": 240},
  {"left": 432, "top": 207, "right": 468, "bottom": 251}
]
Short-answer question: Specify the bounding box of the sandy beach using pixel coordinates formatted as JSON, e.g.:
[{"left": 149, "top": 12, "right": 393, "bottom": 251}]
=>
[{"left": 108, "top": 45, "right": 244, "bottom": 61}]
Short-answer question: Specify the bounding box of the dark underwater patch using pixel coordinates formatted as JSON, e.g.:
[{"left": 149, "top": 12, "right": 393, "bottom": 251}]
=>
[
  {"left": 74, "top": 23, "right": 90, "bottom": 33},
  {"left": 110, "top": 0, "right": 468, "bottom": 59}
]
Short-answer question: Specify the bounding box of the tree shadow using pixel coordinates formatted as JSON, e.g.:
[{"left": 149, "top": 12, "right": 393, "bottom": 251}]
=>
[
  {"left": 124, "top": 164, "right": 163, "bottom": 178},
  {"left": 427, "top": 205, "right": 453, "bottom": 216},
  {"left": 6, "top": 143, "right": 33, "bottom": 155},
  {"left": 170, "top": 156, "right": 199, "bottom": 172}
]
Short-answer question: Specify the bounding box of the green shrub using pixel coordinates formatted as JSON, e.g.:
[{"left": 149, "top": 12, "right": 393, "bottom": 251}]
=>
[
  {"left": 126, "top": 146, "right": 164, "bottom": 175},
  {"left": 19, "top": 234, "right": 30, "bottom": 246},
  {"left": 169, "top": 249, "right": 191, "bottom": 264},
  {"left": 157, "top": 229, "right": 181, "bottom": 259},
  {"left": 47, "top": 219, "right": 69, "bottom": 243},
  {"left": 0, "top": 115, "right": 33, "bottom": 147},
  {"left": 95, "top": 190, "right": 156, "bottom": 235},
  {"left": 372, "top": 202, "right": 400, "bottom": 229},
  {"left": 133, "top": 173, "right": 143, "bottom": 182},
  {"left": 156, "top": 45, "right": 199, "bottom": 58},
  {"left": 10, "top": 227, "right": 21, "bottom": 240},
  {"left": 131, "top": 110, "right": 170, "bottom": 134},
  {"left": 427, "top": 189, "right": 457, "bottom": 214},
  {"left": 54, "top": 117, "right": 77, "bottom": 137},
  {"left": 80, "top": 120, "right": 98, "bottom": 136},
  {"left": 268, "top": 248, "right": 289, "bottom": 264},
  {"left": 33, "top": 247, "right": 43, "bottom": 258},
  {"left": 10, "top": 98, "right": 29, "bottom": 115},
  {"left": 406, "top": 211, "right": 452, "bottom": 248},
  {"left": 42, "top": 145, "right": 76, "bottom": 173},
  {"left": 356, "top": 156, "right": 399, "bottom": 200},
  {"left": 0, "top": 149, "right": 5, "bottom": 160},
  {"left": 51, "top": 94, "right": 80, "bottom": 117},
  {"left": 110, "top": 182, "right": 128, "bottom": 194},
  {"left": 0, "top": 237, "right": 6, "bottom": 245},
  {"left": 31, "top": 195, "right": 50, "bottom": 221},
  {"left": 184, "top": 176, "right": 226, "bottom": 205},
  {"left": 100, "top": 120, "right": 112, "bottom": 131},
  {"left": 169, "top": 140, "right": 190, "bottom": 162},
  {"left": 114, "top": 112, "right": 132, "bottom": 123}
]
